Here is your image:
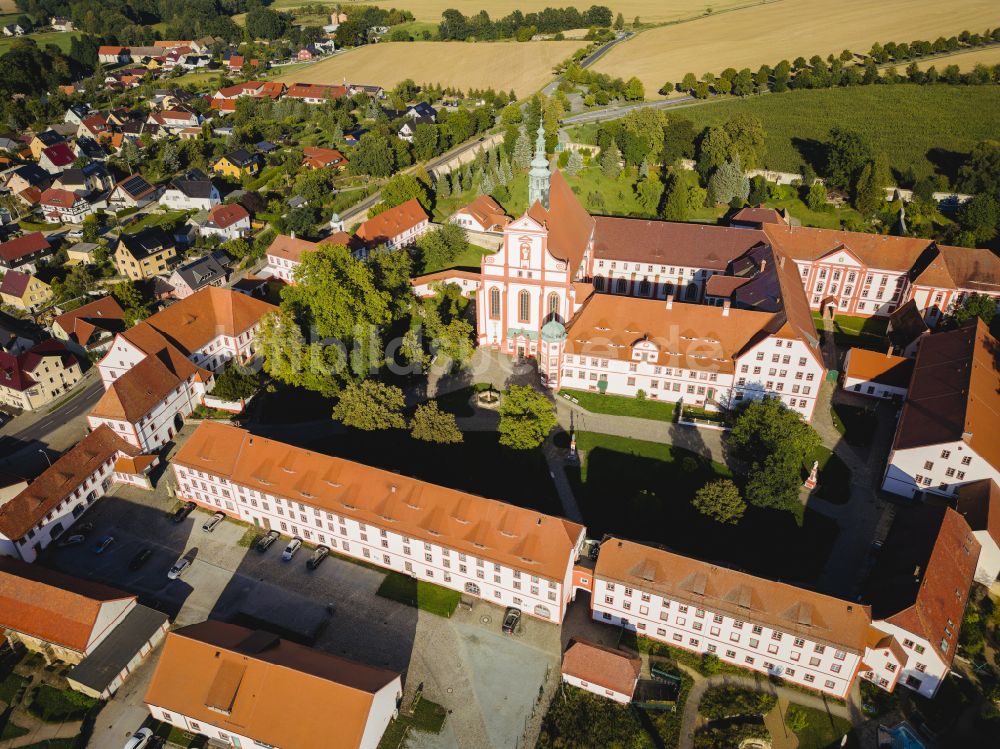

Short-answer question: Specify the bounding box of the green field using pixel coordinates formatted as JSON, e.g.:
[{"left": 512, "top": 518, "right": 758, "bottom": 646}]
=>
[
  {"left": 0, "top": 30, "right": 79, "bottom": 55},
  {"left": 661, "top": 85, "right": 1000, "bottom": 182}
]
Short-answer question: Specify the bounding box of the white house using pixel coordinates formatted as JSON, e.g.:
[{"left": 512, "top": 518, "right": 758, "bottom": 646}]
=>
[
  {"left": 449, "top": 195, "right": 511, "bottom": 233},
  {"left": 410, "top": 269, "right": 481, "bottom": 298},
  {"left": 197, "top": 203, "right": 250, "bottom": 241},
  {"left": 88, "top": 287, "right": 276, "bottom": 451},
  {"left": 843, "top": 348, "right": 913, "bottom": 400},
  {"left": 263, "top": 234, "right": 318, "bottom": 283},
  {"left": 561, "top": 639, "right": 641, "bottom": 704},
  {"left": 171, "top": 421, "right": 587, "bottom": 624},
  {"left": 160, "top": 171, "right": 220, "bottom": 211},
  {"left": 956, "top": 480, "right": 1000, "bottom": 587},
  {"left": 882, "top": 320, "right": 1000, "bottom": 499},
  {"left": 145, "top": 621, "right": 402, "bottom": 749},
  {"left": 354, "top": 199, "right": 429, "bottom": 256}
]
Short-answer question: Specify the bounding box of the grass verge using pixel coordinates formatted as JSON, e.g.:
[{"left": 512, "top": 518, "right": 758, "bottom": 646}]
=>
[
  {"left": 560, "top": 388, "right": 677, "bottom": 421},
  {"left": 28, "top": 684, "right": 100, "bottom": 722},
  {"left": 787, "top": 703, "right": 853, "bottom": 749},
  {"left": 376, "top": 572, "right": 460, "bottom": 617}
]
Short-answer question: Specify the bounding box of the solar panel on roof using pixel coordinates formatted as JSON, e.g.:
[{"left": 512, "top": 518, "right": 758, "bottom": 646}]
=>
[{"left": 121, "top": 175, "right": 148, "bottom": 195}]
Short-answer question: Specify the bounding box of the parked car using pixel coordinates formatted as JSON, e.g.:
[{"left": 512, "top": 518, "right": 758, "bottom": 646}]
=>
[
  {"left": 128, "top": 548, "right": 153, "bottom": 571},
  {"left": 171, "top": 501, "right": 196, "bottom": 523},
  {"left": 57, "top": 534, "right": 86, "bottom": 548},
  {"left": 281, "top": 537, "right": 302, "bottom": 561},
  {"left": 66, "top": 229, "right": 83, "bottom": 240},
  {"left": 502, "top": 607, "right": 521, "bottom": 635},
  {"left": 93, "top": 535, "right": 115, "bottom": 554},
  {"left": 76, "top": 521, "right": 94, "bottom": 535},
  {"left": 167, "top": 557, "right": 190, "bottom": 580},
  {"left": 123, "top": 728, "right": 153, "bottom": 749},
  {"left": 256, "top": 529, "right": 280, "bottom": 552},
  {"left": 306, "top": 545, "right": 329, "bottom": 570},
  {"left": 202, "top": 511, "right": 225, "bottom": 532}
]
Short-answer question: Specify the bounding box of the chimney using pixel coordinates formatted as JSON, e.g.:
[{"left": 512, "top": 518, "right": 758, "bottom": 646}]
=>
[
  {"left": 722, "top": 300, "right": 731, "bottom": 317},
  {"left": 913, "top": 565, "right": 922, "bottom": 579},
  {"left": 885, "top": 345, "right": 895, "bottom": 358},
  {"left": 666, "top": 294, "right": 673, "bottom": 310},
  {"left": 962, "top": 431, "right": 974, "bottom": 443}
]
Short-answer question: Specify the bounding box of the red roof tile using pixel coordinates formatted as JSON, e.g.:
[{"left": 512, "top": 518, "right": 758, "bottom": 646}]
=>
[
  {"left": 562, "top": 639, "right": 641, "bottom": 697},
  {"left": 355, "top": 199, "right": 428, "bottom": 246},
  {"left": 0, "top": 232, "right": 50, "bottom": 263}
]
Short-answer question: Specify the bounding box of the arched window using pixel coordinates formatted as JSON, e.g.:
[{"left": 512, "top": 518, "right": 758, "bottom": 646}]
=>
[
  {"left": 638, "top": 279, "right": 651, "bottom": 296},
  {"left": 615, "top": 278, "right": 628, "bottom": 294},
  {"left": 664, "top": 282, "right": 674, "bottom": 297},
  {"left": 686, "top": 283, "right": 698, "bottom": 300},
  {"left": 464, "top": 582, "right": 481, "bottom": 596},
  {"left": 548, "top": 292, "right": 560, "bottom": 318},
  {"left": 489, "top": 287, "right": 500, "bottom": 319},
  {"left": 594, "top": 275, "right": 605, "bottom": 291},
  {"left": 533, "top": 604, "right": 552, "bottom": 619},
  {"left": 518, "top": 290, "right": 530, "bottom": 323}
]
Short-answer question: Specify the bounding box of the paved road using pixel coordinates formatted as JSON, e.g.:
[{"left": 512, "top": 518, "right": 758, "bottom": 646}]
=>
[
  {"left": 561, "top": 94, "right": 697, "bottom": 125},
  {"left": 1, "top": 376, "right": 103, "bottom": 445},
  {"left": 542, "top": 31, "right": 634, "bottom": 96}
]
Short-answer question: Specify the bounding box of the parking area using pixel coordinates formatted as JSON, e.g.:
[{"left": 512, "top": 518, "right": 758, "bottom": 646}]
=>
[{"left": 39, "top": 443, "right": 563, "bottom": 749}]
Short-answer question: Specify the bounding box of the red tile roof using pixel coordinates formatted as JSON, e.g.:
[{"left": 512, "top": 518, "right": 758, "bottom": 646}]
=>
[
  {"left": 285, "top": 83, "right": 348, "bottom": 100},
  {"left": 0, "top": 340, "right": 75, "bottom": 393},
  {"left": 0, "top": 270, "right": 31, "bottom": 297},
  {"left": 207, "top": 203, "right": 250, "bottom": 229},
  {"left": 302, "top": 146, "right": 348, "bottom": 169},
  {"left": 355, "top": 199, "right": 428, "bottom": 246},
  {"left": 732, "top": 206, "right": 788, "bottom": 226},
  {"left": 561, "top": 639, "right": 641, "bottom": 697},
  {"left": 53, "top": 296, "right": 126, "bottom": 346},
  {"left": 455, "top": 195, "right": 510, "bottom": 231},
  {"left": 845, "top": 348, "right": 914, "bottom": 389},
  {"left": 0, "top": 425, "right": 137, "bottom": 540},
  {"left": 956, "top": 479, "right": 1000, "bottom": 549},
  {"left": 266, "top": 234, "right": 317, "bottom": 264},
  {"left": 39, "top": 187, "right": 80, "bottom": 208},
  {"left": 40, "top": 142, "right": 76, "bottom": 167},
  {"left": 526, "top": 170, "right": 593, "bottom": 273},
  {"left": 0, "top": 557, "right": 134, "bottom": 652},
  {"left": 0, "top": 232, "right": 50, "bottom": 263}
]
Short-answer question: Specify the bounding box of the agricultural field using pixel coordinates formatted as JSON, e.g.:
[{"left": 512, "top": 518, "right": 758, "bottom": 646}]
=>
[
  {"left": 269, "top": 0, "right": 751, "bottom": 25},
  {"left": 277, "top": 40, "right": 584, "bottom": 97},
  {"left": 591, "top": 0, "right": 1000, "bottom": 97},
  {"left": 655, "top": 85, "right": 1000, "bottom": 181},
  {"left": 0, "top": 30, "right": 80, "bottom": 55},
  {"left": 905, "top": 44, "right": 1000, "bottom": 71}
]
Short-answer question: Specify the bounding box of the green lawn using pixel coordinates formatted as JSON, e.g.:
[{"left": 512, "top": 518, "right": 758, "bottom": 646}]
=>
[
  {"left": 561, "top": 388, "right": 677, "bottom": 421},
  {"left": 806, "top": 446, "right": 852, "bottom": 505},
  {"left": 658, "top": 85, "right": 1000, "bottom": 182},
  {"left": 28, "top": 684, "right": 100, "bottom": 723},
  {"left": 0, "top": 673, "right": 27, "bottom": 704},
  {"left": 377, "top": 572, "right": 461, "bottom": 616},
  {"left": 814, "top": 311, "right": 890, "bottom": 353},
  {"left": 389, "top": 21, "right": 440, "bottom": 40},
  {"left": 422, "top": 242, "right": 493, "bottom": 274},
  {"left": 121, "top": 210, "right": 190, "bottom": 235},
  {"left": 378, "top": 696, "right": 447, "bottom": 749},
  {"left": 0, "top": 30, "right": 80, "bottom": 55},
  {"left": 571, "top": 432, "right": 838, "bottom": 582},
  {"left": 830, "top": 402, "right": 878, "bottom": 447},
  {"left": 788, "top": 704, "right": 853, "bottom": 749}
]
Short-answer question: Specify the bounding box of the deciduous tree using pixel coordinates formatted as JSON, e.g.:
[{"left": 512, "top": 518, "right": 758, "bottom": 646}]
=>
[
  {"left": 333, "top": 380, "right": 406, "bottom": 430},
  {"left": 692, "top": 479, "right": 746, "bottom": 524},
  {"left": 498, "top": 385, "right": 556, "bottom": 449},
  {"left": 411, "top": 401, "right": 463, "bottom": 443}
]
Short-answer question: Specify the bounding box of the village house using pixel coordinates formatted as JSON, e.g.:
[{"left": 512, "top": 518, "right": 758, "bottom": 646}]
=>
[
  {"left": 560, "top": 639, "right": 642, "bottom": 704},
  {"left": 0, "top": 340, "right": 82, "bottom": 411},
  {"left": 263, "top": 234, "right": 317, "bottom": 282},
  {"left": 28, "top": 130, "right": 64, "bottom": 159},
  {"left": 62, "top": 104, "right": 90, "bottom": 125},
  {"left": 114, "top": 228, "right": 177, "bottom": 281},
  {"left": 39, "top": 187, "right": 94, "bottom": 224},
  {"left": 52, "top": 296, "right": 127, "bottom": 354},
  {"left": 107, "top": 174, "right": 160, "bottom": 210},
  {"left": 397, "top": 116, "right": 433, "bottom": 142},
  {"left": 160, "top": 169, "right": 220, "bottom": 211},
  {"left": 88, "top": 287, "right": 275, "bottom": 450},
  {"left": 842, "top": 348, "right": 914, "bottom": 400},
  {"left": 198, "top": 203, "right": 250, "bottom": 240},
  {"left": 210, "top": 81, "right": 285, "bottom": 109},
  {"left": 450, "top": 195, "right": 511, "bottom": 233},
  {"left": 0, "top": 232, "right": 53, "bottom": 274},
  {"left": 50, "top": 17, "right": 74, "bottom": 32},
  {"left": 4, "top": 163, "right": 51, "bottom": 197},
  {"left": 54, "top": 163, "right": 114, "bottom": 196},
  {"left": 354, "top": 198, "right": 430, "bottom": 256},
  {"left": 147, "top": 109, "right": 200, "bottom": 133},
  {"left": 97, "top": 45, "right": 130, "bottom": 65},
  {"left": 213, "top": 149, "right": 262, "bottom": 179},
  {"left": 410, "top": 269, "right": 482, "bottom": 298},
  {"left": 0, "top": 558, "right": 167, "bottom": 698},
  {"left": 2, "top": 22, "right": 26, "bottom": 35},
  {"left": 163, "top": 254, "right": 228, "bottom": 299},
  {"left": 38, "top": 143, "right": 76, "bottom": 174},
  {"left": 284, "top": 82, "right": 348, "bottom": 104},
  {"left": 76, "top": 113, "right": 110, "bottom": 141},
  {"left": 145, "top": 621, "right": 402, "bottom": 749},
  {"left": 66, "top": 242, "right": 100, "bottom": 265},
  {"left": 172, "top": 421, "right": 586, "bottom": 624},
  {"left": 0, "top": 270, "right": 52, "bottom": 311},
  {"left": 302, "top": 146, "right": 348, "bottom": 170},
  {"left": 882, "top": 319, "right": 1000, "bottom": 499}
]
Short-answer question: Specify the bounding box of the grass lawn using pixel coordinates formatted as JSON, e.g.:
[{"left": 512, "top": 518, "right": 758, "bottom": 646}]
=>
[
  {"left": 377, "top": 572, "right": 461, "bottom": 617},
  {"left": 0, "top": 30, "right": 79, "bottom": 55},
  {"left": 121, "top": 209, "right": 190, "bottom": 235},
  {"left": 308, "top": 429, "right": 560, "bottom": 515},
  {"left": 561, "top": 388, "right": 677, "bottom": 421},
  {"left": 152, "top": 724, "right": 207, "bottom": 748},
  {"left": 830, "top": 402, "right": 878, "bottom": 446},
  {"left": 0, "top": 673, "right": 27, "bottom": 704},
  {"left": 571, "top": 432, "right": 838, "bottom": 582},
  {"left": 788, "top": 704, "right": 853, "bottom": 749},
  {"left": 378, "top": 696, "right": 447, "bottom": 749},
  {"left": 661, "top": 85, "right": 1000, "bottom": 182},
  {"left": 422, "top": 242, "right": 493, "bottom": 274},
  {"left": 28, "top": 684, "right": 100, "bottom": 723},
  {"left": 814, "top": 311, "right": 890, "bottom": 353},
  {"left": 806, "top": 446, "right": 852, "bottom": 505},
  {"left": 390, "top": 20, "right": 440, "bottom": 39}
]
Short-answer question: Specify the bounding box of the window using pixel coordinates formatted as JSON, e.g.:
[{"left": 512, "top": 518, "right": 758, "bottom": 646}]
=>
[
  {"left": 518, "top": 290, "right": 530, "bottom": 323},
  {"left": 941, "top": 450, "right": 951, "bottom": 459},
  {"left": 548, "top": 292, "right": 560, "bottom": 317},
  {"left": 924, "top": 461, "right": 934, "bottom": 471},
  {"left": 488, "top": 289, "right": 500, "bottom": 318},
  {"left": 962, "top": 456, "right": 972, "bottom": 466}
]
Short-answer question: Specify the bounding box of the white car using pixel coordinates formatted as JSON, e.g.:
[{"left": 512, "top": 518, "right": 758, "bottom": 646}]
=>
[
  {"left": 123, "top": 727, "right": 153, "bottom": 749},
  {"left": 281, "top": 537, "right": 302, "bottom": 561},
  {"left": 167, "top": 557, "right": 190, "bottom": 580}
]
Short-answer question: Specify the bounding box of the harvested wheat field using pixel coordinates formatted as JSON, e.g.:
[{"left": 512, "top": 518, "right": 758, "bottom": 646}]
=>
[
  {"left": 270, "top": 0, "right": 750, "bottom": 25},
  {"left": 592, "top": 0, "right": 1000, "bottom": 96},
  {"left": 277, "top": 41, "right": 584, "bottom": 97},
  {"left": 906, "top": 44, "right": 1000, "bottom": 71}
]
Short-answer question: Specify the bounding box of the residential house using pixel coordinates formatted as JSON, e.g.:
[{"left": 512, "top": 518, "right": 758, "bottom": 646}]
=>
[
  {"left": 212, "top": 149, "right": 262, "bottom": 179},
  {"left": 405, "top": 102, "right": 437, "bottom": 121},
  {"left": 73, "top": 136, "right": 106, "bottom": 162},
  {"left": 355, "top": 198, "right": 429, "bottom": 255},
  {"left": 51, "top": 17, "right": 74, "bottom": 32},
  {"left": 348, "top": 84, "right": 384, "bottom": 98},
  {"left": 39, "top": 187, "right": 93, "bottom": 224},
  {"left": 76, "top": 114, "right": 110, "bottom": 141},
  {"left": 297, "top": 46, "right": 316, "bottom": 61},
  {"left": 4, "top": 164, "right": 52, "bottom": 204},
  {"left": 302, "top": 146, "right": 348, "bottom": 170},
  {"left": 29, "top": 130, "right": 65, "bottom": 159},
  {"left": 284, "top": 83, "right": 348, "bottom": 104},
  {"left": 38, "top": 143, "right": 77, "bottom": 174},
  {"left": 887, "top": 300, "right": 931, "bottom": 358},
  {"left": 115, "top": 228, "right": 177, "bottom": 281},
  {"left": 88, "top": 287, "right": 276, "bottom": 450},
  {"left": 263, "top": 234, "right": 317, "bottom": 282},
  {"left": 411, "top": 269, "right": 481, "bottom": 298},
  {"left": 882, "top": 320, "right": 1000, "bottom": 499},
  {"left": 955, "top": 480, "right": 1000, "bottom": 587},
  {"left": 397, "top": 116, "right": 433, "bottom": 142},
  {"left": 210, "top": 81, "right": 285, "bottom": 110},
  {"left": 0, "top": 270, "right": 52, "bottom": 311},
  {"left": 108, "top": 174, "right": 160, "bottom": 210},
  {"left": 198, "top": 203, "right": 250, "bottom": 241},
  {"left": 145, "top": 621, "right": 402, "bottom": 749},
  {"left": 54, "top": 163, "right": 113, "bottom": 195},
  {"left": 450, "top": 195, "right": 510, "bottom": 233},
  {"left": 0, "top": 311, "right": 40, "bottom": 354},
  {"left": 66, "top": 242, "right": 100, "bottom": 265},
  {"left": 843, "top": 348, "right": 914, "bottom": 400},
  {"left": 561, "top": 639, "right": 642, "bottom": 704},
  {"left": 0, "top": 558, "right": 167, "bottom": 698},
  {"left": 160, "top": 170, "right": 221, "bottom": 211},
  {"left": 63, "top": 104, "right": 90, "bottom": 125},
  {"left": 171, "top": 421, "right": 586, "bottom": 623},
  {"left": 163, "top": 254, "right": 228, "bottom": 299},
  {"left": 52, "top": 296, "right": 126, "bottom": 354},
  {"left": 147, "top": 109, "right": 200, "bottom": 133},
  {"left": 0, "top": 340, "right": 82, "bottom": 411},
  {"left": 0, "top": 232, "right": 53, "bottom": 274},
  {"left": 97, "top": 46, "right": 130, "bottom": 64},
  {"left": 2, "top": 22, "right": 26, "bottom": 35}
]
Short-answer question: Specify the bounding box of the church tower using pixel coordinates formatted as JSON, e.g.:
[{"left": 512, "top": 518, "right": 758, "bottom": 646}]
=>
[{"left": 528, "top": 123, "right": 551, "bottom": 209}]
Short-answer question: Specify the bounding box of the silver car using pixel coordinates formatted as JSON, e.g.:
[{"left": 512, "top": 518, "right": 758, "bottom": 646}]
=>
[
  {"left": 123, "top": 727, "right": 153, "bottom": 749},
  {"left": 281, "top": 537, "right": 302, "bottom": 561},
  {"left": 167, "top": 557, "right": 190, "bottom": 580}
]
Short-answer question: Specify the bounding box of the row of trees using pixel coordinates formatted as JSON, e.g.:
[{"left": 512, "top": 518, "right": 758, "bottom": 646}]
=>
[
  {"left": 664, "top": 28, "right": 1000, "bottom": 97},
  {"left": 438, "top": 5, "right": 612, "bottom": 41}
]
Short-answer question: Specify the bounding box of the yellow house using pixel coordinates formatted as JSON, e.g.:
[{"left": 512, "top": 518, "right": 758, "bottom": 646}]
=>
[
  {"left": 0, "top": 340, "right": 83, "bottom": 411},
  {"left": 29, "top": 131, "right": 65, "bottom": 160},
  {"left": 115, "top": 228, "right": 177, "bottom": 281},
  {"left": 212, "top": 148, "right": 262, "bottom": 179},
  {"left": 0, "top": 271, "right": 52, "bottom": 311}
]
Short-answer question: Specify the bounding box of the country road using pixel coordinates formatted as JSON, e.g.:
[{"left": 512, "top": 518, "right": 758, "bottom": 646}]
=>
[
  {"left": 2, "top": 376, "right": 103, "bottom": 445},
  {"left": 561, "top": 94, "right": 697, "bottom": 125}
]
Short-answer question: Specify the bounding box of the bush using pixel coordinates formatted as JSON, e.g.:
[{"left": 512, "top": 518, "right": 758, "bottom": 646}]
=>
[
  {"left": 209, "top": 367, "right": 260, "bottom": 401},
  {"left": 785, "top": 704, "right": 809, "bottom": 732},
  {"left": 694, "top": 720, "right": 770, "bottom": 749},
  {"left": 699, "top": 686, "right": 777, "bottom": 719}
]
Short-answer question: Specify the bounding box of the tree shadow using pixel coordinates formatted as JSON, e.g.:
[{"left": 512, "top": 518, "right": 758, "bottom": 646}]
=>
[
  {"left": 791, "top": 137, "right": 828, "bottom": 176},
  {"left": 925, "top": 148, "right": 968, "bottom": 184}
]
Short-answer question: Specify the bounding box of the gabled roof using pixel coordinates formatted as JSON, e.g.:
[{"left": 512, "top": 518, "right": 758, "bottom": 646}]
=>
[
  {"left": 145, "top": 621, "right": 400, "bottom": 749},
  {"left": 39, "top": 187, "right": 83, "bottom": 208},
  {"left": 526, "top": 170, "right": 593, "bottom": 274},
  {"left": 302, "top": 146, "right": 348, "bottom": 169},
  {"left": 0, "top": 270, "right": 32, "bottom": 298},
  {"left": 887, "top": 300, "right": 929, "bottom": 353},
  {"left": 54, "top": 296, "right": 126, "bottom": 345},
  {"left": 355, "top": 198, "right": 428, "bottom": 246},
  {"left": 892, "top": 320, "right": 1000, "bottom": 470},
  {"left": 561, "top": 639, "right": 641, "bottom": 697},
  {"left": 597, "top": 538, "right": 872, "bottom": 652},
  {"left": 731, "top": 206, "right": 788, "bottom": 226},
  {"left": 173, "top": 422, "right": 585, "bottom": 582},
  {"left": 845, "top": 348, "right": 914, "bottom": 388},
  {"left": 0, "top": 425, "right": 137, "bottom": 540},
  {"left": 40, "top": 142, "right": 76, "bottom": 167},
  {"left": 118, "top": 227, "right": 173, "bottom": 260},
  {"left": 265, "top": 234, "right": 317, "bottom": 264},
  {"left": 111, "top": 174, "right": 157, "bottom": 201},
  {"left": 0, "top": 557, "right": 134, "bottom": 652},
  {"left": 0, "top": 232, "right": 50, "bottom": 263},
  {"left": 455, "top": 195, "right": 510, "bottom": 230},
  {"left": 285, "top": 83, "right": 348, "bottom": 100},
  {"left": 91, "top": 349, "right": 204, "bottom": 422},
  {"left": 956, "top": 479, "right": 1000, "bottom": 548},
  {"left": 205, "top": 203, "right": 249, "bottom": 229},
  {"left": 32, "top": 130, "right": 64, "bottom": 147},
  {"left": 220, "top": 149, "right": 258, "bottom": 168},
  {"left": 166, "top": 170, "right": 215, "bottom": 199},
  {"left": 174, "top": 254, "right": 227, "bottom": 289}
]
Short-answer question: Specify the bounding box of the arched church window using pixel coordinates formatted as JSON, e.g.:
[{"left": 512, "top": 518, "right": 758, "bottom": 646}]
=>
[
  {"left": 616, "top": 278, "right": 628, "bottom": 294},
  {"left": 639, "top": 279, "right": 651, "bottom": 296},
  {"left": 489, "top": 288, "right": 501, "bottom": 319},
  {"left": 548, "top": 292, "right": 560, "bottom": 316},
  {"left": 518, "top": 290, "right": 530, "bottom": 323}
]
